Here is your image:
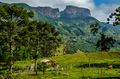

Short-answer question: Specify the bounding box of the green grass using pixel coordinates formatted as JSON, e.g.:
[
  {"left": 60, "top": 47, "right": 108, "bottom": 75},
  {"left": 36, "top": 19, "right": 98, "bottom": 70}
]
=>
[{"left": 13, "top": 51, "right": 120, "bottom": 79}]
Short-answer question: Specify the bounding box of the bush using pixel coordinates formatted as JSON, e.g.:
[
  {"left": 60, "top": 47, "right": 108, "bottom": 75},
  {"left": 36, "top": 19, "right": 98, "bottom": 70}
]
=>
[
  {"left": 37, "top": 63, "right": 50, "bottom": 74},
  {"left": 13, "top": 65, "right": 25, "bottom": 72}
]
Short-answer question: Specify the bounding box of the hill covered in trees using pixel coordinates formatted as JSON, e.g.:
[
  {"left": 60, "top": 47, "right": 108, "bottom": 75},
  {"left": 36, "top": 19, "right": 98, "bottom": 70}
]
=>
[
  {"left": 0, "top": 2, "right": 120, "bottom": 79},
  {"left": 1, "top": 2, "right": 120, "bottom": 52}
]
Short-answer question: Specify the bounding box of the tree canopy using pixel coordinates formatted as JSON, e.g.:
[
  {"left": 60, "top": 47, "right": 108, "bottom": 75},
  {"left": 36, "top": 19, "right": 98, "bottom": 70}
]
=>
[
  {"left": 0, "top": 4, "right": 61, "bottom": 77},
  {"left": 0, "top": 4, "right": 34, "bottom": 78},
  {"left": 107, "top": 7, "right": 120, "bottom": 26},
  {"left": 90, "top": 23, "right": 116, "bottom": 51}
]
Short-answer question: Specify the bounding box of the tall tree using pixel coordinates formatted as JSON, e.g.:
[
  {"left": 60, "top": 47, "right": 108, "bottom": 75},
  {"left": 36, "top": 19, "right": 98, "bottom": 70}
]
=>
[
  {"left": 0, "top": 4, "right": 34, "bottom": 78},
  {"left": 107, "top": 7, "right": 120, "bottom": 26},
  {"left": 64, "top": 40, "right": 78, "bottom": 54},
  {"left": 41, "top": 25, "right": 61, "bottom": 57},
  {"left": 27, "top": 21, "right": 41, "bottom": 75},
  {"left": 90, "top": 23, "right": 116, "bottom": 51},
  {"left": 27, "top": 21, "right": 61, "bottom": 75},
  {"left": 107, "top": 6, "right": 120, "bottom": 51},
  {"left": 0, "top": 47, "right": 9, "bottom": 78}
]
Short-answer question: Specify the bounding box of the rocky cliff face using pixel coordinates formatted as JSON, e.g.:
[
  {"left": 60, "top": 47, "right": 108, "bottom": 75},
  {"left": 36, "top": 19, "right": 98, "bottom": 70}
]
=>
[
  {"left": 60, "top": 5, "right": 91, "bottom": 18},
  {"left": 0, "top": 2, "right": 91, "bottom": 18},
  {"left": 36, "top": 7, "right": 60, "bottom": 18},
  {"left": 36, "top": 5, "right": 91, "bottom": 18}
]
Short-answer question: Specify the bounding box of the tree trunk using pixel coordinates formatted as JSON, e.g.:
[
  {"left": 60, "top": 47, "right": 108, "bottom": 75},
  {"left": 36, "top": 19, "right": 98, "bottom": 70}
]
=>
[
  {"left": 10, "top": 44, "right": 13, "bottom": 74},
  {"left": 35, "top": 58, "right": 38, "bottom": 75},
  {"left": 9, "top": 35, "right": 13, "bottom": 79},
  {"left": 34, "top": 38, "right": 39, "bottom": 75},
  {"left": 34, "top": 49, "right": 38, "bottom": 75}
]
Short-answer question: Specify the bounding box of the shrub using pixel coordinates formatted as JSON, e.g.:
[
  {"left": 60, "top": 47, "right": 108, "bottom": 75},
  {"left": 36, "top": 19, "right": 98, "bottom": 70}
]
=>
[{"left": 37, "top": 63, "right": 50, "bottom": 74}]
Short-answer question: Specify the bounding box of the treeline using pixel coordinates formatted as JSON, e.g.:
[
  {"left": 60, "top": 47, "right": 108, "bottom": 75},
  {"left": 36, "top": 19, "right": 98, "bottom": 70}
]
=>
[{"left": 0, "top": 4, "right": 61, "bottom": 78}]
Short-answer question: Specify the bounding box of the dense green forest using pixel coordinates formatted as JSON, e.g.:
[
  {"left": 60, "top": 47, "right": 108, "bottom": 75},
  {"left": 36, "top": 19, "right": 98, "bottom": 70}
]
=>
[
  {"left": 7, "top": 2, "right": 120, "bottom": 53},
  {"left": 0, "top": 2, "right": 120, "bottom": 79},
  {"left": 0, "top": 4, "right": 61, "bottom": 78}
]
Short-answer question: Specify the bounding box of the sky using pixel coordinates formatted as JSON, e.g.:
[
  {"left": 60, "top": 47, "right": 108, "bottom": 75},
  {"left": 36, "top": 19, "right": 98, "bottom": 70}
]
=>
[{"left": 0, "top": 0, "right": 120, "bottom": 22}]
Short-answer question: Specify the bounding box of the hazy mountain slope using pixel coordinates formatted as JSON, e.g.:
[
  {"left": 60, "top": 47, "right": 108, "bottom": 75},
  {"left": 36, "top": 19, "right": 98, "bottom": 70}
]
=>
[{"left": 1, "top": 2, "right": 120, "bottom": 52}]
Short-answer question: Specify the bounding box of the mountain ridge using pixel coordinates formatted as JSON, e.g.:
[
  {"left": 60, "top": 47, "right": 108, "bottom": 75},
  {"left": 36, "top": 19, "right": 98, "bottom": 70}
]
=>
[
  {"left": 60, "top": 5, "right": 91, "bottom": 18},
  {"left": 0, "top": 2, "right": 120, "bottom": 52},
  {"left": 35, "top": 5, "right": 91, "bottom": 18},
  {"left": 0, "top": 2, "right": 91, "bottom": 19}
]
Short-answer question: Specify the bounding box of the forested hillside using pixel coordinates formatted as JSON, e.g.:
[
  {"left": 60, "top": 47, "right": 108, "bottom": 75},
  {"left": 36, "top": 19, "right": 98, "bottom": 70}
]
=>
[
  {"left": 0, "top": 2, "right": 120, "bottom": 79},
  {"left": 1, "top": 2, "right": 120, "bottom": 52}
]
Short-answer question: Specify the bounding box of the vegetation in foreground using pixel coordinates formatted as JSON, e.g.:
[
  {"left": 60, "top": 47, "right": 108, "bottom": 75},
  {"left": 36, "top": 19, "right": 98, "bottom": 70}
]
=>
[
  {"left": 0, "top": 4, "right": 61, "bottom": 78},
  {"left": 0, "top": 3, "right": 120, "bottom": 79},
  {"left": 11, "top": 51, "right": 120, "bottom": 79}
]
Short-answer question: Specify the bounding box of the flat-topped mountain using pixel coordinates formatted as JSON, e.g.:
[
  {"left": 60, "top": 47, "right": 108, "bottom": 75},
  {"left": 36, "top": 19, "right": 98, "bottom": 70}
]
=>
[
  {"left": 35, "top": 5, "right": 91, "bottom": 18},
  {"left": 0, "top": 2, "right": 120, "bottom": 52},
  {"left": 0, "top": 2, "right": 91, "bottom": 18},
  {"left": 60, "top": 5, "right": 91, "bottom": 18},
  {"left": 36, "top": 7, "right": 60, "bottom": 18}
]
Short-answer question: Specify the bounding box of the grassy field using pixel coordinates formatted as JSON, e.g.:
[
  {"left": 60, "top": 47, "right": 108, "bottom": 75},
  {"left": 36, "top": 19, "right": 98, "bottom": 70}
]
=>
[{"left": 13, "top": 51, "right": 120, "bottom": 79}]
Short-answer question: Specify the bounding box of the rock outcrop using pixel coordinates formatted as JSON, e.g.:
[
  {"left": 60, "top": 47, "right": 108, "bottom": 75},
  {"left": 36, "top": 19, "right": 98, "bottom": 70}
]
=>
[
  {"left": 36, "top": 7, "right": 60, "bottom": 18},
  {"left": 36, "top": 5, "right": 91, "bottom": 18},
  {"left": 60, "top": 5, "right": 91, "bottom": 18},
  {"left": 0, "top": 2, "right": 91, "bottom": 18}
]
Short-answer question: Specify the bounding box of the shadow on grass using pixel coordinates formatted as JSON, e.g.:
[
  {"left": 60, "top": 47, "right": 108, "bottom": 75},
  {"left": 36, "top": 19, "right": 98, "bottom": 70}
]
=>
[
  {"left": 28, "top": 73, "right": 40, "bottom": 76},
  {"left": 95, "top": 77, "right": 120, "bottom": 79},
  {"left": 76, "top": 63, "right": 120, "bottom": 68}
]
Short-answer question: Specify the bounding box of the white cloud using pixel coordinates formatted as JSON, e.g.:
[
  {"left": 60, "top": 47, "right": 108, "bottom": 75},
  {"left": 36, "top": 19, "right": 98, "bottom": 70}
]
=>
[
  {"left": 0, "top": 0, "right": 119, "bottom": 22},
  {"left": 0, "top": 0, "right": 95, "bottom": 10},
  {"left": 91, "top": 4, "right": 119, "bottom": 22}
]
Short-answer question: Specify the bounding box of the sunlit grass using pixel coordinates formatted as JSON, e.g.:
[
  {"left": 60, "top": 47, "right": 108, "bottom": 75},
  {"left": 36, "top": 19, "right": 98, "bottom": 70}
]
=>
[{"left": 13, "top": 51, "right": 120, "bottom": 79}]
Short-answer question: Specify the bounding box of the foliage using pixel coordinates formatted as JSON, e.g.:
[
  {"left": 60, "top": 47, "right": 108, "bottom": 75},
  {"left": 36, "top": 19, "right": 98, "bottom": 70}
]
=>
[
  {"left": 25, "top": 21, "right": 61, "bottom": 75},
  {"left": 0, "top": 4, "right": 34, "bottom": 77},
  {"left": 1, "top": 2, "right": 120, "bottom": 53},
  {"left": 64, "top": 40, "right": 78, "bottom": 54},
  {"left": 96, "top": 34, "right": 116, "bottom": 51},
  {"left": 107, "top": 6, "right": 120, "bottom": 26},
  {"left": 0, "top": 3, "right": 61, "bottom": 77},
  {"left": 12, "top": 51, "right": 120, "bottom": 79},
  {"left": 90, "top": 22, "right": 100, "bottom": 34},
  {"left": 38, "top": 22, "right": 61, "bottom": 57},
  {"left": 37, "top": 62, "right": 50, "bottom": 74},
  {"left": 90, "top": 23, "right": 116, "bottom": 51},
  {"left": 0, "top": 48, "right": 10, "bottom": 78}
]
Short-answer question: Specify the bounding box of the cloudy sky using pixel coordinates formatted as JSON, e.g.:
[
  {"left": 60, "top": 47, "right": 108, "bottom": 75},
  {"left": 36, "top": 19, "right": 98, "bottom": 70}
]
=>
[{"left": 0, "top": 0, "right": 120, "bottom": 22}]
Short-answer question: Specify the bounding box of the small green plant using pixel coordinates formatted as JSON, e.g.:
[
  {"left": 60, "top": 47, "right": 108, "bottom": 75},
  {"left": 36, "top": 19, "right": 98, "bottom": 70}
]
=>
[
  {"left": 1, "top": 69, "right": 11, "bottom": 79},
  {"left": 13, "top": 65, "right": 25, "bottom": 72},
  {"left": 0, "top": 75, "right": 4, "bottom": 79},
  {"left": 37, "top": 62, "right": 50, "bottom": 74},
  {"left": 58, "top": 72, "right": 61, "bottom": 75},
  {"left": 82, "top": 76, "right": 92, "bottom": 79},
  {"left": 51, "top": 71, "right": 57, "bottom": 76}
]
